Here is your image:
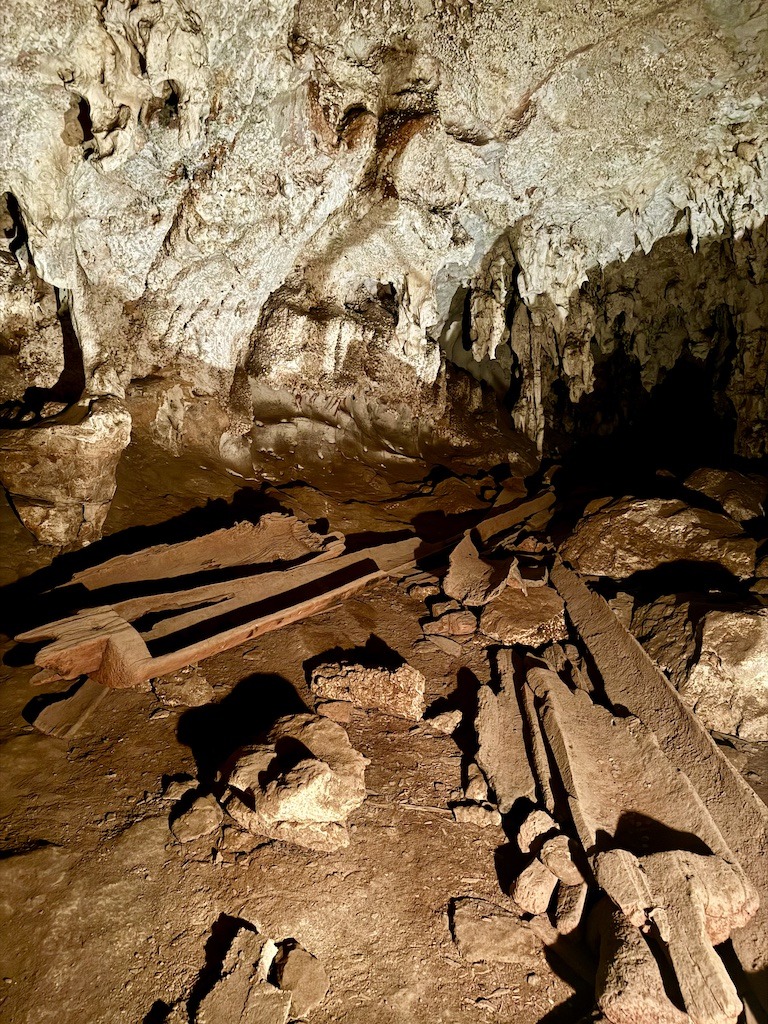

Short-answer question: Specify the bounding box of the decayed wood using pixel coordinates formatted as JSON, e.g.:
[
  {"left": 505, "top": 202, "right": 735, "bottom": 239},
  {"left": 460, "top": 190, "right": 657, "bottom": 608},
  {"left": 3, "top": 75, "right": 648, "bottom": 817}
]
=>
[
  {"left": 550, "top": 560, "right": 768, "bottom": 986},
  {"left": 19, "top": 535, "right": 428, "bottom": 688},
  {"left": 69, "top": 514, "right": 344, "bottom": 590}
]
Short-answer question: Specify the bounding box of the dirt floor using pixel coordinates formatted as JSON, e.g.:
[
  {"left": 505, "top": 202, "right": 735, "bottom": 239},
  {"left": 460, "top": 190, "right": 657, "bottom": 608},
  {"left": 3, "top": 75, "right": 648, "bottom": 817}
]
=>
[{"left": 0, "top": 434, "right": 589, "bottom": 1024}]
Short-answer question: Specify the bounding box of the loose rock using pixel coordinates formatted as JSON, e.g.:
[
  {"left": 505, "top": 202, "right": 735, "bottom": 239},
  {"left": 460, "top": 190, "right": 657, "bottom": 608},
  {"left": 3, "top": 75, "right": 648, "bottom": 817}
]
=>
[
  {"left": 450, "top": 897, "right": 541, "bottom": 965},
  {"left": 272, "top": 943, "right": 330, "bottom": 1017},
  {"left": 480, "top": 587, "right": 568, "bottom": 647},
  {"left": 684, "top": 468, "right": 767, "bottom": 523},
  {"left": 510, "top": 858, "right": 559, "bottom": 915},
  {"left": 310, "top": 659, "right": 426, "bottom": 720},
  {"left": 171, "top": 794, "right": 224, "bottom": 844}
]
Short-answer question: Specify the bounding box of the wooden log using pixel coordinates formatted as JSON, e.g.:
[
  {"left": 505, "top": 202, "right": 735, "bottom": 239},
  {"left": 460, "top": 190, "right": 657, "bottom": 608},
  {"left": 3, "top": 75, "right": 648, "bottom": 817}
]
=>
[{"left": 550, "top": 560, "right": 768, "bottom": 987}]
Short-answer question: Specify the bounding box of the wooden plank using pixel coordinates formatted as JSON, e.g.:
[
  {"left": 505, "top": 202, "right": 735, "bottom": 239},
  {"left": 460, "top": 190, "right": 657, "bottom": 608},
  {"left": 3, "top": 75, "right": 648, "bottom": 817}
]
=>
[{"left": 550, "top": 559, "right": 768, "bottom": 987}]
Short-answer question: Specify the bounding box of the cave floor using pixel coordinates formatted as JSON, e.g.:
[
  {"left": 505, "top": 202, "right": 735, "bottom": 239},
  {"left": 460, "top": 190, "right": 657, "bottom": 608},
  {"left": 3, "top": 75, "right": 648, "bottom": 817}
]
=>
[{"left": 0, "top": 439, "right": 589, "bottom": 1024}]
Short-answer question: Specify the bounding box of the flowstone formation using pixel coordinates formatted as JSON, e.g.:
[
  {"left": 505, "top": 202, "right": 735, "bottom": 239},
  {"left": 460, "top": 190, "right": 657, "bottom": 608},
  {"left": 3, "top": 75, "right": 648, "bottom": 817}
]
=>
[{"left": 1, "top": 0, "right": 766, "bottom": 481}]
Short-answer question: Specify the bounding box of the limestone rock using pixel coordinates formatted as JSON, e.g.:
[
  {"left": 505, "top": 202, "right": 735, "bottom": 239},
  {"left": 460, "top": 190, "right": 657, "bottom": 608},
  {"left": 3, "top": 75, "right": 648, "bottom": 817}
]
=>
[
  {"left": 316, "top": 700, "right": 353, "bottom": 724},
  {"left": 152, "top": 665, "right": 214, "bottom": 708},
  {"left": 425, "top": 709, "right": 462, "bottom": 735},
  {"left": 561, "top": 497, "right": 756, "bottom": 580},
  {"left": 539, "top": 834, "right": 585, "bottom": 887},
  {"left": 310, "top": 659, "right": 425, "bottom": 720},
  {"left": 628, "top": 595, "right": 696, "bottom": 689},
  {"left": 682, "top": 609, "right": 768, "bottom": 740},
  {"left": 510, "top": 859, "right": 559, "bottom": 916},
  {"left": 475, "top": 677, "right": 537, "bottom": 815},
  {"left": 272, "top": 943, "right": 330, "bottom": 1018},
  {"left": 480, "top": 587, "right": 568, "bottom": 647},
  {"left": 451, "top": 803, "right": 501, "bottom": 828},
  {"left": 171, "top": 793, "right": 224, "bottom": 844},
  {"left": 464, "top": 762, "right": 489, "bottom": 804},
  {"left": 684, "top": 468, "right": 768, "bottom": 523},
  {"left": 222, "top": 714, "right": 368, "bottom": 852},
  {"left": 443, "top": 534, "right": 515, "bottom": 607},
  {"left": 517, "top": 809, "right": 558, "bottom": 855},
  {"left": 0, "top": 398, "right": 131, "bottom": 546},
  {"left": 450, "top": 897, "right": 541, "bottom": 966},
  {"left": 196, "top": 925, "right": 289, "bottom": 1024}
]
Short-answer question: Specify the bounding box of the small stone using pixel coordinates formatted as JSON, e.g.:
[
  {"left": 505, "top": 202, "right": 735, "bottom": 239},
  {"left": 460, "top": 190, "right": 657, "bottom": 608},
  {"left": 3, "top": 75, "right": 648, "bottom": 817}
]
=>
[
  {"left": 430, "top": 599, "right": 460, "bottom": 617},
  {"left": 451, "top": 897, "right": 541, "bottom": 965},
  {"left": 273, "top": 944, "right": 330, "bottom": 1017},
  {"left": 510, "top": 858, "right": 559, "bottom": 915},
  {"left": 464, "top": 762, "right": 488, "bottom": 803},
  {"left": 150, "top": 708, "right": 171, "bottom": 720},
  {"left": 526, "top": 972, "right": 540, "bottom": 988},
  {"left": 170, "top": 793, "right": 223, "bottom": 843},
  {"left": 426, "top": 709, "right": 462, "bottom": 735},
  {"left": 452, "top": 803, "right": 501, "bottom": 828},
  {"left": 517, "top": 809, "right": 557, "bottom": 854},
  {"left": 408, "top": 581, "right": 441, "bottom": 601},
  {"left": 161, "top": 777, "right": 196, "bottom": 803},
  {"left": 539, "top": 834, "right": 585, "bottom": 887}
]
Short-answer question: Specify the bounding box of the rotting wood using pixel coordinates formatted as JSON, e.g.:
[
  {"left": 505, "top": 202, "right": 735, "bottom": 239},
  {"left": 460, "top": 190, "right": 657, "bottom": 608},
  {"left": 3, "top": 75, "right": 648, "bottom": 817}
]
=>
[{"left": 550, "top": 560, "right": 768, "bottom": 988}]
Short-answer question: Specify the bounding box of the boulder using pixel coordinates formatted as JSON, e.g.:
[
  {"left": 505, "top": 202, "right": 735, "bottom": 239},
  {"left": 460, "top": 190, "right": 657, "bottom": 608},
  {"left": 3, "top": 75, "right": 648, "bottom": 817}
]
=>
[
  {"left": 222, "top": 714, "right": 369, "bottom": 852},
  {"left": 480, "top": 586, "right": 568, "bottom": 647},
  {"left": 561, "top": 497, "right": 756, "bottom": 580},
  {"left": 0, "top": 397, "right": 131, "bottom": 547},
  {"left": 684, "top": 468, "right": 768, "bottom": 523},
  {"left": 310, "top": 659, "right": 425, "bottom": 720},
  {"left": 682, "top": 609, "right": 768, "bottom": 740}
]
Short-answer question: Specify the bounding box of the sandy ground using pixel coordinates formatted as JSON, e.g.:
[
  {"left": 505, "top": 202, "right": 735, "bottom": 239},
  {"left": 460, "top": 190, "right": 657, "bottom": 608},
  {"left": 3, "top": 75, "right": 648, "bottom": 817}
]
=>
[{"left": 0, "top": 439, "right": 584, "bottom": 1024}]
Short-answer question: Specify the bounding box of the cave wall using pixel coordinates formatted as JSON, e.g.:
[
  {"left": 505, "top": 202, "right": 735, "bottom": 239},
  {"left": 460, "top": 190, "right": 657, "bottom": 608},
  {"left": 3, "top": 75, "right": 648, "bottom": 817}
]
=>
[{"left": 1, "top": 0, "right": 767, "bottom": 458}]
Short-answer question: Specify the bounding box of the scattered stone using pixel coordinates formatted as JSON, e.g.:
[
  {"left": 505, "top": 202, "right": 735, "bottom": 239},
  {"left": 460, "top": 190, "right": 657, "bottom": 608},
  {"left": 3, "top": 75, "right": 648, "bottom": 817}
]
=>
[
  {"left": 464, "top": 762, "right": 489, "bottom": 803},
  {"left": 152, "top": 665, "right": 215, "bottom": 708},
  {"left": 162, "top": 776, "right": 197, "bottom": 803},
  {"left": 170, "top": 793, "right": 224, "bottom": 844},
  {"left": 682, "top": 609, "right": 768, "bottom": 740},
  {"left": 517, "top": 809, "right": 557, "bottom": 854},
  {"left": 407, "top": 581, "right": 441, "bottom": 601},
  {"left": 310, "top": 659, "right": 425, "bottom": 720},
  {"left": 480, "top": 586, "right": 567, "bottom": 647},
  {"left": 561, "top": 496, "right": 756, "bottom": 580},
  {"left": 538, "top": 834, "right": 585, "bottom": 887},
  {"left": 422, "top": 609, "right": 477, "bottom": 638},
  {"left": 443, "top": 534, "right": 515, "bottom": 607},
  {"left": 222, "top": 714, "right": 368, "bottom": 852},
  {"left": 451, "top": 803, "right": 501, "bottom": 828},
  {"left": 684, "top": 467, "right": 768, "bottom": 523},
  {"left": 450, "top": 897, "right": 541, "bottom": 965},
  {"left": 272, "top": 942, "right": 330, "bottom": 1017},
  {"left": 316, "top": 700, "right": 353, "bottom": 724},
  {"left": 425, "top": 709, "right": 462, "bottom": 735},
  {"left": 0, "top": 398, "right": 131, "bottom": 547},
  {"left": 510, "top": 858, "right": 559, "bottom": 915}
]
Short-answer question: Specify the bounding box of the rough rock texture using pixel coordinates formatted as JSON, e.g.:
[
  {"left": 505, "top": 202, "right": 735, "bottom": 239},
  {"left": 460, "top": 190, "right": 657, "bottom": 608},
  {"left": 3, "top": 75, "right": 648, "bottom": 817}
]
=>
[
  {"left": 684, "top": 468, "right": 768, "bottom": 523},
  {"left": 170, "top": 793, "right": 224, "bottom": 844},
  {"left": 561, "top": 497, "right": 756, "bottom": 581},
  {"left": 442, "top": 534, "right": 513, "bottom": 606},
  {"left": 310, "top": 658, "right": 425, "bottom": 720},
  {"left": 475, "top": 680, "right": 536, "bottom": 814},
  {"left": 271, "top": 943, "right": 330, "bottom": 1018},
  {"left": 1, "top": 1, "right": 767, "bottom": 459},
  {"left": 480, "top": 586, "right": 568, "bottom": 647},
  {"left": 195, "top": 925, "right": 289, "bottom": 1024},
  {"left": 450, "top": 897, "right": 541, "bottom": 966},
  {"left": 222, "top": 713, "right": 368, "bottom": 852},
  {"left": 628, "top": 595, "right": 696, "bottom": 689},
  {"left": 509, "top": 859, "right": 559, "bottom": 916},
  {"left": 683, "top": 610, "right": 768, "bottom": 741},
  {"left": 0, "top": 397, "right": 131, "bottom": 546}
]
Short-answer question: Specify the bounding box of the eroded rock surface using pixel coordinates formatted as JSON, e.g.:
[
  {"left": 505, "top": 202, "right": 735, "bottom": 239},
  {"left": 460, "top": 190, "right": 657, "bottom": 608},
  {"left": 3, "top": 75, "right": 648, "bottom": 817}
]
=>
[
  {"left": 480, "top": 586, "right": 568, "bottom": 647},
  {"left": 309, "top": 658, "right": 426, "bottom": 721},
  {"left": 0, "top": 398, "right": 131, "bottom": 546},
  {"left": 561, "top": 497, "right": 756, "bottom": 581},
  {"left": 684, "top": 468, "right": 768, "bottom": 523},
  {"left": 450, "top": 897, "right": 541, "bottom": 966}
]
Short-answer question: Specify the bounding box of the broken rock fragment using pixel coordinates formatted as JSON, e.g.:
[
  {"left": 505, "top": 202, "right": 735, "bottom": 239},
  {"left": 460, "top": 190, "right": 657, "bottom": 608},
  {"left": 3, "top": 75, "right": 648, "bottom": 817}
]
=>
[
  {"left": 422, "top": 608, "right": 477, "bottom": 638},
  {"left": 480, "top": 586, "right": 568, "bottom": 647},
  {"left": 443, "top": 534, "right": 515, "bottom": 606},
  {"left": 309, "top": 658, "right": 425, "bottom": 720},
  {"left": 195, "top": 925, "right": 288, "bottom": 1024},
  {"left": 222, "top": 714, "right": 368, "bottom": 852},
  {"left": 451, "top": 897, "right": 541, "bottom": 966},
  {"left": 561, "top": 497, "right": 756, "bottom": 580},
  {"left": 510, "top": 858, "right": 559, "bottom": 915}
]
